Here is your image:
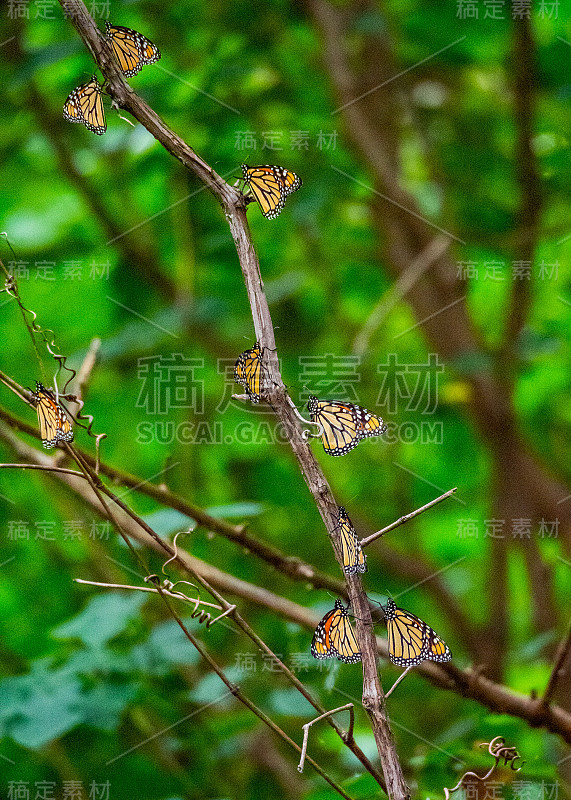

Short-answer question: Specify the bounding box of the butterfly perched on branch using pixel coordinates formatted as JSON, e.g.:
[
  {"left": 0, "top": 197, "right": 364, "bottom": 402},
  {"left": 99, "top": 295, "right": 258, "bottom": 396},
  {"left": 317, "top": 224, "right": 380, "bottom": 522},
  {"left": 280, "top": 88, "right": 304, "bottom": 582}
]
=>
[
  {"left": 311, "top": 599, "right": 361, "bottom": 664},
  {"left": 307, "top": 395, "right": 387, "bottom": 456},
  {"left": 383, "top": 598, "right": 451, "bottom": 667},
  {"left": 336, "top": 506, "right": 367, "bottom": 575},
  {"left": 32, "top": 383, "right": 74, "bottom": 449},
  {"left": 234, "top": 342, "right": 265, "bottom": 403},
  {"left": 241, "top": 164, "right": 301, "bottom": 219},
  {"left": 105, "top": 22, "right": 161, "bottom": 77},
  {"left": 63, "top": 76, "right": 106, "bottom": 135}
]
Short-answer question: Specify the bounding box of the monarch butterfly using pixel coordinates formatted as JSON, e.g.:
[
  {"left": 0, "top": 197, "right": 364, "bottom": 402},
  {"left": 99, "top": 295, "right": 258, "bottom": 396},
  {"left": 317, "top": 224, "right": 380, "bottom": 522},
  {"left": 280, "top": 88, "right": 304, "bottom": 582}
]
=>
[
  {"left": 32, "top": 382, "right": 74, "bottom": 449},
  {"left": 307, "top": 395, "right": 387, "bottom": 457},
  {"left": 311, "top": 598, "right": 361, "bottom": 664},
  {"left": 336, "top": 506, "right": 367, "bottom": 575},
  {"left": 234, "top": 342, "right": 264, "bottom": 403},
  {"left": 105, "top": 22, "right": 161, "bottom": 77},
  {"left": 383, "top": 598, "right": 451, "bottom": 668},
  {"left": 241, "top": 164, "right": 302, "bottom": 220},
  {"left": 63, "top": 75, "right": 106, "bottom": 135}
]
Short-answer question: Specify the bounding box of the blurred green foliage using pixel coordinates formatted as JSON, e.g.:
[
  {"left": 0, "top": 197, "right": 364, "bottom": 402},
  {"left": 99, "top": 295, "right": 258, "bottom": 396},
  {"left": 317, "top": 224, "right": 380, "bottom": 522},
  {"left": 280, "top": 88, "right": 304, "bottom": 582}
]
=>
[{"left": 0, "top": 1, "right": 570, "bottom": 798}]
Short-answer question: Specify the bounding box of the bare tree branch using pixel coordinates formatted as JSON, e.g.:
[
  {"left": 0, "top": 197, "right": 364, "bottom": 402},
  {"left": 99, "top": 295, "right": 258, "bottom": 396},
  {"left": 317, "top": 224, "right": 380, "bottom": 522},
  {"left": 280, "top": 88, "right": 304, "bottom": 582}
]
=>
[
  {"left": 361, "top": 488, "right": 457, "bottom": 546},
  {"left": 51, "top": 4, "right": 410, "bottom": 794},
  {"left": 298, "top": 704, "right": 354, "bottom": 773}
]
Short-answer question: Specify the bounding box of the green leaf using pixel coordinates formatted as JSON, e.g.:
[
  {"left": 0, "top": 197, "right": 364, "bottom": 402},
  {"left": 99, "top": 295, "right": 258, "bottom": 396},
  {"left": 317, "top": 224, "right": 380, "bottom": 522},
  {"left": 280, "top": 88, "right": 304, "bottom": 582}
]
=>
[
  {"left": 268, "top": 688, "right": 316, "bottom": 717},
  {"left": 130, "top": 620, "right": 202, "bottom": 673},
  {"left": 76, "top": 683, "right": 138, "bottom": 732},
  {"left": 52, "top": 593, "right": 147, "bottom": 648},
  {"left": 0, "top": 665, "right": 83, "bottom": 748}
]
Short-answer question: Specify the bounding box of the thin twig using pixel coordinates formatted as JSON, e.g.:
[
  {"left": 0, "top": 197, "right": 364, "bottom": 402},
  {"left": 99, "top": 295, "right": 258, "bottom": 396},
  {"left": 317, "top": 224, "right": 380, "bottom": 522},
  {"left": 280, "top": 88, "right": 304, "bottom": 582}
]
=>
[
  {"left": 0, "top": 401, "right": 464, "bottom": 627},
  {"left": 0, "top": 463, "right": 87, "bottom": 477},
  {"left": 18, "top": 371, "right": 384, "bottom": 791},
  {"left": 443, "top": 736, "right": 524, "bottom": 799},
  {"left": 74, "top": 578, "right": 223, "bottom": 610},
  {"left": 160, "top": 600, "right": 354, "bottom": 799},
  {"left": 361, "top": 488, "right": 457, "bottom": 547},
  {"left": 298, "top": 704, "right": 354, "bottom": 773},
  {"left": 3, "top": 415, "right": 571, "bottom": 746},
  {"left": 384, "top": 667, "right": 412, "bottom": 699},
  {"left": 61, "top": 438, "right": 353, "bottom": 797},
  {"left": 0, "top": 397, "right": 266, "bottom": 547},
  {"left": 0, "top": 398, "right": 473, "bottom": 648},
  {"left": 63, "top": 441, "right": 152, "bottom": 578}
]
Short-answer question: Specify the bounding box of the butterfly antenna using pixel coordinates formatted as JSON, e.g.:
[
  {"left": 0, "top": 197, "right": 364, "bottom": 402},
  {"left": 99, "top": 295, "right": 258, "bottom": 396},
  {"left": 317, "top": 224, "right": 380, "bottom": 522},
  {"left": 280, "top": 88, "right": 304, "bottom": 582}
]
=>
[{"left": 365, "top": 595, "right": 389, "bottom": 622}]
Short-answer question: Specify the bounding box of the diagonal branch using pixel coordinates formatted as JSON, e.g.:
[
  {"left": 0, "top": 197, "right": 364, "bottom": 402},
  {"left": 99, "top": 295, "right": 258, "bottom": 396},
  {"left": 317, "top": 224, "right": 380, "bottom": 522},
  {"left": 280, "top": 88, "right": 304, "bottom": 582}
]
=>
[{"left": 56, "top": 3, "right": 409, "bottom": 795}]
